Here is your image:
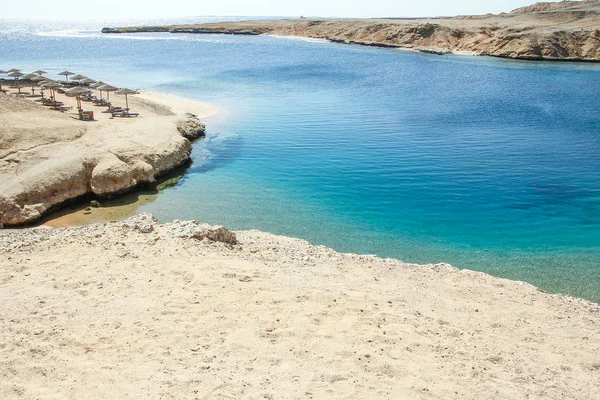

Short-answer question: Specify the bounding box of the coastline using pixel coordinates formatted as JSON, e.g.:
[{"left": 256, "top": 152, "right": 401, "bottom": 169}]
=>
[
  {"left": 1, "top": 214, "right": 598, "bottom": 399},
  {"left": 0, "top": 87, "right": 216, "bottom": 227},
  {"left": 99, "top": 1, "right": 600, "bottom": 63}
]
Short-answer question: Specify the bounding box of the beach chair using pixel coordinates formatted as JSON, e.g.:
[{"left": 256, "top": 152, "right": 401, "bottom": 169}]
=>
[
  {"left": 79, "top": 110, "right": 94, "bottom": 121},
  {"left": 104, "top": 106, "right": 125, "bottom": 113},
  {"left": 53, "top": 105, "right": 73, "bottom": 112},
  {"left": 112, "top": 111, "right": 139, "bottom": 118}
]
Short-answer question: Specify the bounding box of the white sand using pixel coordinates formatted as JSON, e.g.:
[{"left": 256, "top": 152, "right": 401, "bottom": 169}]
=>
[{"left": 1, "top": 214, "right": 598, "bottom": 399}]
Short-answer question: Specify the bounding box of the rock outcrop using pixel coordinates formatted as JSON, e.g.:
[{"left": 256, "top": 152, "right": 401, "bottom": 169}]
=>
[
  {"left": 510, "top": 0, "right": 597, "bottom": 14},
  {"left": 102, "top": 1, "right": 600, "bottom": 62},
  {"left": 0, "top": 93, "right": 212, "bottom": 226},
  {"left": 176, "top": 117, "right": 206, "bottom": 141}
]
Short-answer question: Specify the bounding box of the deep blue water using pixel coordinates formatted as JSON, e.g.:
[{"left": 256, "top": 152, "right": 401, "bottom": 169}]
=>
[{"left": 1, "top": 18, "right": 599, "bottom": 301}]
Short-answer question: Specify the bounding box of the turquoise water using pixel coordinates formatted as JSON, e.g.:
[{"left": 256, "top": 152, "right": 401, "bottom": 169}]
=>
[{"left": 1, "top": 18, "right": 599, "bottom": 301}]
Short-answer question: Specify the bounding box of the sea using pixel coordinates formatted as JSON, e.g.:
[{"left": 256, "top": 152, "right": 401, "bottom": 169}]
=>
[{"left": 1, "top": 17, "right": 599, "bottom": 302}]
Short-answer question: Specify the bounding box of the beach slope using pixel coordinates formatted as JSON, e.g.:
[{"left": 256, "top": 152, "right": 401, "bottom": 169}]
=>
[{"left": 0, "top": 214, "right": 598, "bottom": 399}]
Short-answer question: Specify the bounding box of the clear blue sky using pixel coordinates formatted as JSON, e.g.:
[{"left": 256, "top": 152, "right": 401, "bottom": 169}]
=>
[{"left": 3, "top": 0, "right": 560, "bottom": 19}]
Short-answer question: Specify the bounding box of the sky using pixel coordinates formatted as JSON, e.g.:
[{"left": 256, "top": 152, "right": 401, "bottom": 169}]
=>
[{"left": 2, "top": 0, "right": 562, "bottom": 19}]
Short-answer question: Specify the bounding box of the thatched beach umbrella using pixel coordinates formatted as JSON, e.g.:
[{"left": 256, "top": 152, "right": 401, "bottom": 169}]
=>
[
  {"left": 41, "top": 81, "right": 63, "bottom": 102},
  {"left": 8, "top": 71, "right": 24, "bottom": 93},
  {"left": 23, "top": 73, "right": 39, "bottom": 93},
  {"left": 97, "top": 84, "right": 118, "bottom": 101},
  {"left": 33, "top": 70, "right": 47, "bottom": 75},
  {"left": 115, "top": 88, "right": 139, "bottom": 111},
  {"left": 31, "top": 75, "right": 48, "bottom": 98},
  {"left": 58, "top": 71, "right": 75, "bottom": 85},
  {"left": 70, "top": 74, "right": 87, "bottom": 86},
  {"left": 79, "top": 77, "right": 96, "bottom": 87},
  {"left": 7, "top": 68, "right": 21, "bottom": 73},
  {"left": 66, "top": 86, "right": 90, "bottom": 111},
  {"left": 90, "top": 81, "right": 106, "bottom": 98}
]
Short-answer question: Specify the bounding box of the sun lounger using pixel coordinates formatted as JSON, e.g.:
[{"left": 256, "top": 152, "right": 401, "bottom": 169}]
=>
[
  {"left": 112, "top": 111, "right": 139, "bottom": 118},
  {"left": 52, "top": 105, "right": 73, "bottom": 112},
  {"left": 42, "top": 100, "right": 64, "bottom": 107},
  {"left": 103, "top": 106, "right": 125, "bottom": 113}
]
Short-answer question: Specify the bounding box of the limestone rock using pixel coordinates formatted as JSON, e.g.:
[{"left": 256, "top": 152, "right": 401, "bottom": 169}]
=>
[
  {"left": 106, "top": 1, "right": 600, "bottom": 61},
  {"left": 91, "top": 154, "right": 137, "bottom": 197},
  {"left": 176, "top": 118, "right": 206, "bottom": 141},
  {"left": 0, "top": 91, "right": 210, "bottom": 226}
]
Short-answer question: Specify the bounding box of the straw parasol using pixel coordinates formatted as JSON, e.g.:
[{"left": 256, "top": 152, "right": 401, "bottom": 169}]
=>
[
  {"left": 90, "top": 81, "right": 106, "bottom": 98},
  {"left": 31, "top": 75, "right": 48, "bottom": 98},
  {"left": 23, "top": 73, "right": 40, "bottom": 95},
  {"left": 115, "top": 88, "right": 139, "bottom": 111},
  {"left": 70, "top": 74, "right": 87, "bottom": 86},
  {"left": 79, "top": 77, "right": 96, "bottom": 86},
  {"left": 41, "top": 81, "right": 63, "bottom": 102},
  {"left": 58, "top": 71, "right": 75, "bottom": 85},
  {"left": 7, "top": 68, "right": 21, "bottom": 73},
  {"left": 97, "top": 84, "right": 118, "bottom": 101},
  {"left": 33, "top": 70, "right": 47, "bottom": 75},
  {"left": 66, "top": 86, "right": 91, "bottom": 111},
  {"left": 8, "top": 71, "right": 25, "bottom": 93}
]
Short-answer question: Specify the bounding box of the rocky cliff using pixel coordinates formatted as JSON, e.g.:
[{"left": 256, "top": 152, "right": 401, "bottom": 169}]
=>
[{"left": 102, "top": 1, "right": 600, "bottom": 61}]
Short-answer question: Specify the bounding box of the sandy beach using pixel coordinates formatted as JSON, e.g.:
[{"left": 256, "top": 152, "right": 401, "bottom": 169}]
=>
[
  {"left": 1, "top": 214, "right": 599, "bottom": 399},
  {"left": 0, "top": 84, "right": 216, "bottom": 226}
]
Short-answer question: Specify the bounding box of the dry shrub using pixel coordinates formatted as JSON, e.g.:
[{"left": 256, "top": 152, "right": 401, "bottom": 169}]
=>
[{"left": 193, "top": 227, "right": 238, "bottom": 246}]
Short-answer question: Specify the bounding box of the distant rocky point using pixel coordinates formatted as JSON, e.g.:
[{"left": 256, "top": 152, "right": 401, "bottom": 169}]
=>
[{"left": 102, "top": 1, "right": 600, "bottom": 62}]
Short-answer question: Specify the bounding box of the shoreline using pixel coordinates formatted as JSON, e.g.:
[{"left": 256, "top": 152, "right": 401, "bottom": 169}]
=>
[
  {"left": 100, "top": 1, "right": 600, "bottom": 63},
  {"left": 0, "top": 85, "right": 216, "bottom": 227},
  {"left": 1, "top": 214, "right": 598, "bottom": 398},
  {"left": 101, "top": 29, "right": 600, "bottom": 63}
]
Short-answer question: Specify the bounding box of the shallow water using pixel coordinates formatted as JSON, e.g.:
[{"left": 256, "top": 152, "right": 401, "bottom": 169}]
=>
[{"left": 1, "top": 18, "right": 599, "bottom": 301}]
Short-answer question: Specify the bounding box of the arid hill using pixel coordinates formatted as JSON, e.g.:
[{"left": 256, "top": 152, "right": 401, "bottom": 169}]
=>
[
  {"left": 103, "top": 1, "right": 600, "bottom": 61},
  {"left": 510, "top": 0, "right": 597, "bottom": 14}
]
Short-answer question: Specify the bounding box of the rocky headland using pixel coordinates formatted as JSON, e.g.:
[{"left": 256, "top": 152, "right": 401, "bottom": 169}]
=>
[
  {"left": 0, "top": 90, "right": 215, "bottom": 226},
  {"left": 102, "top": 1, "right": 600, "bottom": 61}
]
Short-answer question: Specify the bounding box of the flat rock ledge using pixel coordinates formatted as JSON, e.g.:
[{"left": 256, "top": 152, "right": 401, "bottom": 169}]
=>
[{"left": 0, "top": 116, "right": 204, "bottom": 227}]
